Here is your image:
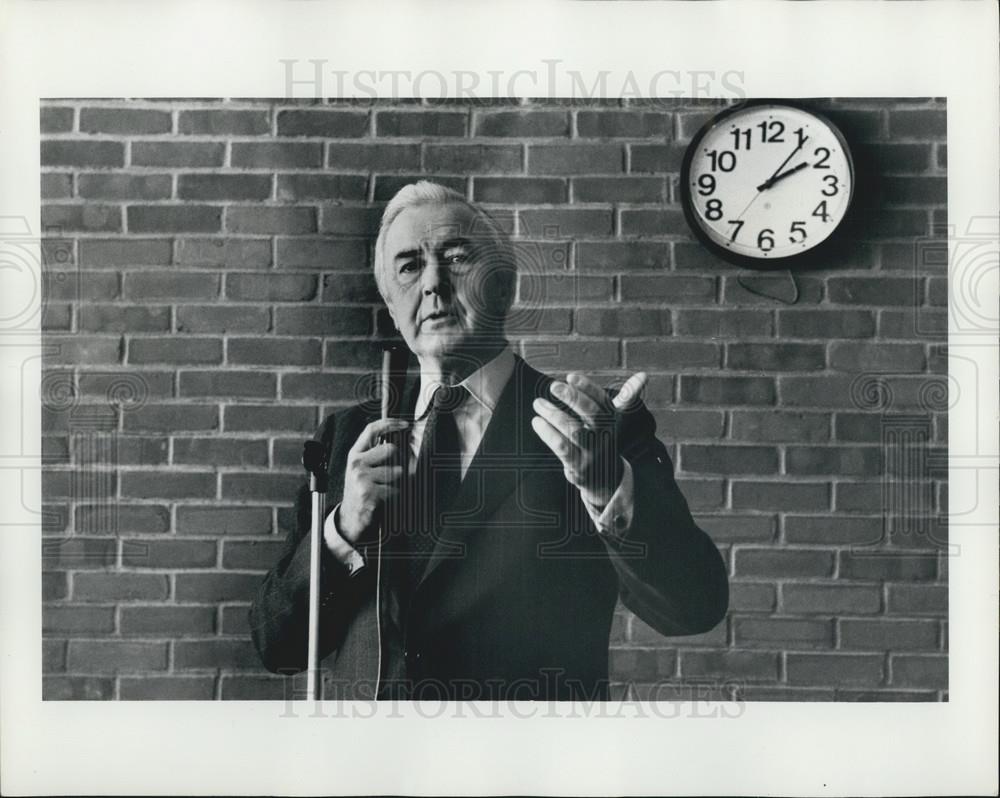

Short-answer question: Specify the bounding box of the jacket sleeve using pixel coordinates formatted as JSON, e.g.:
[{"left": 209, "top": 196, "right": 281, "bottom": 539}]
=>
[
  {"left": 248, "top": 410, "right": 376, "bottom": 674},
  {"left": 599, "top": 402, "right": 729, "bottom": 637}
]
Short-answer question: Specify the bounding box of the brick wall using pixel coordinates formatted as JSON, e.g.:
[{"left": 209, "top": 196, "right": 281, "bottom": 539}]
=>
[{"left": 39, "top": 97, "right": 948, "bottom": 701}]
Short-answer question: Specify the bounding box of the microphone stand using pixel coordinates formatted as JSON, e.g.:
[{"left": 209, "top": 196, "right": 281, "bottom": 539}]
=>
[{"left": 301, "top": 440, "right": 328, "bottom": 702}]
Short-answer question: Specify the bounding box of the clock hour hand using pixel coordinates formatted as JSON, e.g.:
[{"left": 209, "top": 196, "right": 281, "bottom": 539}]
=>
[
  {"left": 756, "top": 161, "right": 809, "bottom": 192},
  {"left": 758, "top": 135, "right": 810, "bottom": 192}
]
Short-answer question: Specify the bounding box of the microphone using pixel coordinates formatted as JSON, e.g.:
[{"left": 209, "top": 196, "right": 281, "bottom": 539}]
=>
[{"left": 380, "top": 343, "right": 409, "bottom": 421}]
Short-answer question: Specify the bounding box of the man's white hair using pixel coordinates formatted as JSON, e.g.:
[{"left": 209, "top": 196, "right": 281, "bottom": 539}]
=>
[{"left": 372, "top": 180, "right": 517, "bottom": 318}]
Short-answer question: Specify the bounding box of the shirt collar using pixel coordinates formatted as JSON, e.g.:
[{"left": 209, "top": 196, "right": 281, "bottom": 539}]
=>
[{"left": 414, "top": 345, "right": 515, "bottom": 421}]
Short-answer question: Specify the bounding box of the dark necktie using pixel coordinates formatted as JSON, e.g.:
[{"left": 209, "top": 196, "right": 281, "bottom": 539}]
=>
[{"left": 405, "top": 383, "right": 465, "bottom": 593}]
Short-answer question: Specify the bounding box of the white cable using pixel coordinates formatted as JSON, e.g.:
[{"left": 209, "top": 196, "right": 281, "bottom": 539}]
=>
[{"left": 374, "top": 526, "right": 383, "bottom": 700}]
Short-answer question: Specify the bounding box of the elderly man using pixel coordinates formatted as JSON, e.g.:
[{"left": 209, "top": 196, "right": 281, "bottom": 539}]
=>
[{"left": 249, "top": 181, "right": 728, "bottom": 701}]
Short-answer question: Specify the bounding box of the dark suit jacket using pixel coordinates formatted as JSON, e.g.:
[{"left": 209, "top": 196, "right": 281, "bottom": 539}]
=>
[{"left": 249, "top": 355, "right": 728, "bottom": 700}]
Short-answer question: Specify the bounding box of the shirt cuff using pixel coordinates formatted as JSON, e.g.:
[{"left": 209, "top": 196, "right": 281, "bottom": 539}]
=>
[
  {"left": 323, "top": 503, "right": 367, "bottom": 576},
  {"left": 581, "top": 458, "right": 634, "bottom": 536}
]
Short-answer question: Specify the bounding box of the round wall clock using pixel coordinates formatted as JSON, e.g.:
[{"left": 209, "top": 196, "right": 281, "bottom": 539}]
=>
[{"left": 680, "top": 101, "right": 855, "bottom": 269}]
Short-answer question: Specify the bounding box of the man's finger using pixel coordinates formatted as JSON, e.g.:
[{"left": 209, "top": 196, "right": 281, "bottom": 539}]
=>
[
  {"left": 368, "top": 465, "right": 404, "bottom": 484},
  {"left": 355, "top": 441, "right": 401, "bottom": 466},
  {"left": 612, "top": 371, "right": 648, "bottom": 411},
  {"left": 531, "top": 414, "right": 582, "bottom": 467},
  {"left": 533, "top": 397, "right": 587, "bottom": 450},
  {"left": 549, "top": 380, "right": 602, "bottom": 428},
  {"left": 566, "top": 372, "right": 612, "bottom": 412},
  {"left": 353, "top": 418, "right": 410, "bottom": 453}
]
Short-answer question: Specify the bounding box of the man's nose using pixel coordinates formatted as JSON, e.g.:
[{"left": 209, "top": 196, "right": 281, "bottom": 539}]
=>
[{"left": 421, "top": 252, "right": 452, "bottom": 296}]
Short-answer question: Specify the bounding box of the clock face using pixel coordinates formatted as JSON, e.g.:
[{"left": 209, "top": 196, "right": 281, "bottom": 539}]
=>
[{"left": 681, "top": 103, "right": 854, "bottom": 265}]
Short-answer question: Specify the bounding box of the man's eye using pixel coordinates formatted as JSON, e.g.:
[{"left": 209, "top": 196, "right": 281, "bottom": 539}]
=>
[
  {"left": 444, "top": 250, "right": 468, "bottom": 265},
  {"left": 399, "top": 261, "right": 420, "bottom": 274}
]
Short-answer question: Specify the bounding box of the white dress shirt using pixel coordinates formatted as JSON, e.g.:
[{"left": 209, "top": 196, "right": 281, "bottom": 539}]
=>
[{"left": 325, "top": 345, "right": 635, "bottom": 573}]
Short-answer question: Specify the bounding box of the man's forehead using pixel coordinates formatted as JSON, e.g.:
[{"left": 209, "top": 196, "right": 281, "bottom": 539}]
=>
[{"left": 385, "top": 202, "right": 481, "bottom": 249}]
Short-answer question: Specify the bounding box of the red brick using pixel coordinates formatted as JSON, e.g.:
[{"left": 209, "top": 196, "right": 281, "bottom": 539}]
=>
[
  {"left": 40, "top": 106, "right": 74, "bottom": 133},
  {"left": 518, "top": 208, "right": 612, "bottom": 238},
  {"left": 281, "top": 373, "right": 367, "bottom": 401},
  {"left": 179, "top": 370, "right": 276, "bottom": 399},
  {"left": 619, "top": 275, "right": 716, "bottom": 303},
  {"left": 733, "top": 618, "right": 834, "bottom": 648},
  {"left": 175, "top": 305, "right": 270, "bottom": 333},
  {"left": 732, "top": 480, "right": 830, "bottom": 512},
  {"left": 128, "top": 337, "right": 223, "bottom": 365},
  {"left": 787, "top": 653, "right": 884, "bottom": 686},
  {"left": 577, "top": 111, "right": 670, "bottom": 139},
  {"left": 226, "top": 206, "right": 316, "bottom": 235},
  {"left": 679, "top": 376, "right": 774, "bottom": 406},
  {"left": 378, "top": 110, "right": 468, "bottom": 137},
  {"left": 511, "top": 241, "right": 572, "bottom": 272},
  {"left": 41, "top": 140, "right": 124, "bottom": 167},
  {"left": 887, "top": 584, "right": 946, "bottom": 615},
  {"left": 777, "top": 375, "right": 857, "bottom": 408},
  {"left": 45, "top": 334, "right": 122, "bottom": 365},
  {"left": 43, "top": 605, "right": 116, "bottom": 633},
  {"left": 122, "top": 539, "right": 217, "bottom": 568},
  {"left": 222, "top": 473, "right": 303, "bottom": 503},
  {"left": 44, "top": 639, "right": 67, "bottom": 672},
  {"left": 275, "top": 174, "right": 366, "bottom": 201},
  {"left": 724, "top": 275, "right": 824, "bottom": 305},
  {"left": 121, "top": 471, "right": 216, "bottom": 500},
  {"left": 680, "top": 650, "right": 777, "bottom": 681},
  {"left": 726, "top": 343, "right": 825, "bottom": 372},
  {"left": 517, "top": 274, "right": 614, "bottom": 304},
  {"left": 784, "top": 516, "right": 883, "bottom": 546},
  {"left": 43, "top": 677, "right": 114, "bottom": 700},
  {"left": 179, "top": 109, "right": 270, "bottom": 135},
  {"left": 72, "top": 573, "right": 169, "bottom": 601},
  {"left": 777, "top": 310, "right": 875, "bottom": 339},
  {"left": 276, "top": 109, "right": 368, "bottom": 137},
  {"left": 79, "top": 238, "right": 172, "bottom": 267},
  {"left": 42, "top": 204, "right": 121, "bottom": 233},
  {"left": 786, "top": 446, "right": 882, "bottom": 477},
  {"left": 731, "top": 411, "right": 829, "bottom": 443},
  {"left": 319, "top": 206, "right": 383, "bottom": 235},
  {"left": 175, "top": 573, "right": 261, "bottom": 602},
  {"left": 424, "top": 144, "right": 522, "bottom": 173},
  {"left": 472, "top": 177, "right": 567, "bottom": 204},
  {"left": 76, "top": 504, "right": 170, "bottom": 535},
  {"left": 528, "top": 144, "right": 622, "bottom": 174},
  {"left": 628, "top": 144, "right": 685, "bottom": 173},
  {"left": 220, "top": 676, "right": 289, "bottom": 700},
  {"left": 225, "top": 272, "right": 317, "bottom": 301},
  {"left": 782, "top": 584, "right": 881, "bottom": 614},
  {"left": 123, "top": 404, "right": 218, "bottom": 434},
  {"left": 80, "top": 107, "right": 171, "bottom": 134},
  {"left": 674, "top": 309, "right": 773, "bottom": 338},
  {"left": 681, "top": 445, "right": 778, "bottom": 475},
  {"left": 78, "top": 173, "right": 172, "bottom": 200},
  {"left": 829, "top": 342, "right": 925, "bottom": 372},
  {"left": 326, "top": 143, "right": 420, "bottom": 171},
  {"left": 575, "top": 308, "right": 670, "bottom": 337},
  {"left": 889, "top": 110, "right": 946, "bottom": 139},
  {"left": 68, "top": 640, "right": 168, "bottom": 672},
  {"left": 577, "top": 241, "right": 670, "bottom": 271},
  {"left": 573, "top": 177, "right": 666, "bottom": 203},
  {"left": 840, "top": 619, "right": 938, "bottom": 651},
  {"left": 626, "top": 341, "right": 719, "bottom": 370},
  {"left": 43, "top": 572, "right": 69, "bottom": 600},
  {"left": 119, "top": 676, "right": 216, "bottom": 700},
  {"left": 373, "top": 175, "right": 467, "bottom": 200},
  {"left": 41, "top": 304, "right": 72, "bottom": 330},
  {"left": 672, "top": 477, "right": 725, "bottom": 510},
  {"left": 273, "top": 305, "right": 371, "bottom": 335},
  {"left": 734, "top": 548, "right": 835, "bottom": 578},
  {"left": 231, "top": 142, "right": 323, "bottom": 168},
  {"left": 695, "top": 514, "right": 775, "bottom": 544},
  {"left": 227, "top": 338, "right": 321, "bottom": 365},
  {"left": 42, "top": 538, "right": 116, "bottom": 569},
  {"left": 274, "top": 237, "right": 366, "bottom": 269},
  {"left": 220, "top": 605, "right": 251, "bottom": 635},
  {"left": 174, "top": 238, "right": 273, "bottom": 268},
  {"left": 474, "top": 111, "right": 567, "bottom": 137},
  {"left": 131, "top": 141, "right": 224, "bottom": 167},
  {"left": 521, "top": 340, "right": 620, "bottom": 370},
  {"left": 41, "top": 172, "right": 73, "bottom": 200},
  {"left": 222, "top": 540, "right": 288, "bottom": 570},
  {"left": 839, "top": 551, "right": 937, "bottom": 581},
  {"left": 44, "top": 270, "right": 120, "bottom": 301},
  {"left": 728, "top": 582, "right": 777, "bottom": 612},
  {"left": 178, "top": 174, "right": 272, "bottom": 200},
  {"left": 175, "top": 506, "right": 272, "bottom": 536},
  {"left": 828, "top": 277, "right": 918, "bottom": 305},
  {"left": 129, "top": 205, "right": 221, "bottom": 233},
  {"left": 173, "top": 438, "right": 268, "bottom": 467},
  {"left": 224, "top": 405, "right": 316, "bottom": 433},
  {"left": 619, "top": 209, "right": 687, "bottom": 236},
  {"left": 890, "top": 654, "right": 947, "bottom": 688},
  {"left": 608, "top": 648, "right": 672, "bottom": 680}
]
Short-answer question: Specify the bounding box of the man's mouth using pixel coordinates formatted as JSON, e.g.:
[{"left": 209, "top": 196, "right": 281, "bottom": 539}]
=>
[{"left": 422, "top": 310, "right": 455, "bottom": 326}]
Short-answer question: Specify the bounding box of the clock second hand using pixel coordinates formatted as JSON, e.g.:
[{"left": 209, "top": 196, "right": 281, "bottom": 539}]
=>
[{"left": 733, "top": 136, "right": 810, "bottom": 222}]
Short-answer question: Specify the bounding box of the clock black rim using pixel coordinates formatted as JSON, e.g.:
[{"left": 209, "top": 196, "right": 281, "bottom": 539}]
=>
[{"left": 679, "top": 99, "right": 856, "bottom": 272}]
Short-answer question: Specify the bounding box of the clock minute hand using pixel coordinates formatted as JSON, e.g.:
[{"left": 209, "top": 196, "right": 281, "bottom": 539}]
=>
[
  {"left": 756, "top": 161, "right": 809, "bottom": 192},
  {"left": 758, "top": 135, "right": 810, "bottom": 191}
]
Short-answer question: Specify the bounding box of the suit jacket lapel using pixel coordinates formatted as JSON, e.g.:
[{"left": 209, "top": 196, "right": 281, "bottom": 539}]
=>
[{"left": 417, "top": 355, "right": 553, "bottom": 587}]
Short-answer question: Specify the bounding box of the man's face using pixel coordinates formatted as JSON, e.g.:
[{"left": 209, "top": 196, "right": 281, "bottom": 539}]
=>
[{"left": 381, "top": 201, "right": 510, "bottom": 364}]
